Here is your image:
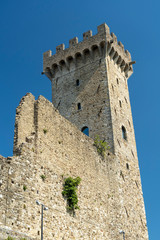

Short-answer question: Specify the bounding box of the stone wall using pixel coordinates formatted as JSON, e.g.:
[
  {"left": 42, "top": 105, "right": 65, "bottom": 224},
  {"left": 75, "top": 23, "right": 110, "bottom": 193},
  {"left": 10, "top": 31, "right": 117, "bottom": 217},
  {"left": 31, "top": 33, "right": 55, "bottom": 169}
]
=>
[
  {"left": 0, "top": 94, "right": 118, "bottom": 239},
  {"left": 0, "top": 93, "right": 148, "bottom": 239},
  {"left": 0, "top": 226, "right": 34, "bottom": 240}
]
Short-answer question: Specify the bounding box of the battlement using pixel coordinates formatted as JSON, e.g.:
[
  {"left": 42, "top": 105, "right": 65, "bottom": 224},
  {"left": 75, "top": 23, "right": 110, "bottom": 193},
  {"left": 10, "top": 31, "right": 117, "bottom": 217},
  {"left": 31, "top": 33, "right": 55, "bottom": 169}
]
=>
[{"left": 43, "top": 23, "right": 134, "bottom": 79}]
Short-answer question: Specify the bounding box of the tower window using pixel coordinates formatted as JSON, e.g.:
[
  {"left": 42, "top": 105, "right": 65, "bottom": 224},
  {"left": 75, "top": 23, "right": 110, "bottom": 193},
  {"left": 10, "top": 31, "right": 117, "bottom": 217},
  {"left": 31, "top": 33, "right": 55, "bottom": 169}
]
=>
[
  {"left": 76, "top": 79, "right": 80, "bottom": 86},
  {"left": 117, "top": 78, "right": 119, "bottom": 84},
  {"left": 81, "top": 126, "right": 89, "bottom": 136},
  {"left": 77, "top": 103, "right": 81, "bottom": 110},
  {"left": 124, "top": 97, "right": 128, "bottom": 103},
  {"left": 119, "top": 100, "right": 122, "bottom": 108},
  {"left": 122, "top": 126, "right": 127, "bottom": 140},
  {"left": 126, "top": 163, "right": 129, "bottom": 170}
]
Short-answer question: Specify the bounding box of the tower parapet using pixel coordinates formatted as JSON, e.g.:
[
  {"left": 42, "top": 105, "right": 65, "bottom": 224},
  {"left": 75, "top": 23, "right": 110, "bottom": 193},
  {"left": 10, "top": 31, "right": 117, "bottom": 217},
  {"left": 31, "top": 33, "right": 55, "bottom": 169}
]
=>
[{"left": 43, "top": 23, "right": 133, "bottom": 80}]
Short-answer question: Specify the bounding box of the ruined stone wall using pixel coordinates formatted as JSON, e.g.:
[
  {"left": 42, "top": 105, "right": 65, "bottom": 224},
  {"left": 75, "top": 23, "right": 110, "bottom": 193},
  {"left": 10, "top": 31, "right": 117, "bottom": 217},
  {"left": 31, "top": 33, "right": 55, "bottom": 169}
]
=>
[
  {"left": 0, "top": 93, "right": 124, "bottom": 240},
  {"left": 0, "top": 93, "right": 148, "bottom": 239}
]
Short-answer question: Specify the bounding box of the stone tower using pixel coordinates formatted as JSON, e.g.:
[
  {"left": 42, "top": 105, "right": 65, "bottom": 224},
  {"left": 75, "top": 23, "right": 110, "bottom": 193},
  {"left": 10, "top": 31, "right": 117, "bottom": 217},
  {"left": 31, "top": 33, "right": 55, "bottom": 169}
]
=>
[
  {"left": 43, "top": 23, "right": 148, "bottom": 239},
  {"left": 43, "top": 23, "right": 135, "bottom": 156}
]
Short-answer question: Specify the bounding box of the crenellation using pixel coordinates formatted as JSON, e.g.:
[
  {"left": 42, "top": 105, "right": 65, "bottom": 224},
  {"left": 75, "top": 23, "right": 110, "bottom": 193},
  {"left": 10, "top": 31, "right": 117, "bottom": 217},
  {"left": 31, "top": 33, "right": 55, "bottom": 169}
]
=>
[
  {"left": 97, "top": 23, "right": 110, "bottom": 34},
  {"left": 111, "top": 32, "right": 117, "bottom": 42},
  {"left": 118, "top": 41, "right": 124, "bottom": 50},
  {"left": 69, "top": 37, "right": 78, "bottom": 47},
  {"left": 56, "top": 43, "right": 65, "bottom": 53},
  {"left": 43, "top": 23, "right": 132, "bottom": 79},
  {"left": 43, "top": 50, "right": 52, "bottom": 58},
  {"left": 83, "top": 30, "right": 92, "bottom": 40}
]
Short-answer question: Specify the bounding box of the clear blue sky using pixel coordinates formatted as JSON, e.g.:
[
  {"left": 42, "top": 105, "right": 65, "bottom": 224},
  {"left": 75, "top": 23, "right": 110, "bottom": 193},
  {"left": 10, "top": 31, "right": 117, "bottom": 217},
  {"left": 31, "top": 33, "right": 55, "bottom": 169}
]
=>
[{"left": 0, "top": 0, "right": 159, "bottom": 238}]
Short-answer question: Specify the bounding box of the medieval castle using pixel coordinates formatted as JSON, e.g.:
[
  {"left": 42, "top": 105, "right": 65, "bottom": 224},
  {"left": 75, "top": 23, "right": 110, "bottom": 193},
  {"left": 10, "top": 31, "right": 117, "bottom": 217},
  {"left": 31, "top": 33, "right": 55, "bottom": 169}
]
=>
[{"left": 0, "top": 23, "right": 148, "bottom": 239}]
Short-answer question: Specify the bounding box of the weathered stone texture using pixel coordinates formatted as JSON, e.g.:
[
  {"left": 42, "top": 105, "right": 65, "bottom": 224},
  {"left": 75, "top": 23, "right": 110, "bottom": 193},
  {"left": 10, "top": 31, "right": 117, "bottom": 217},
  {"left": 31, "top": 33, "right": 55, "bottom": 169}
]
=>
[
  {"left": 0, "top": 23, "right": 148, "bottom": 239},
  {"left": 42, "top": 22, "right": 148, "bottom": 239},
  {"left": 0, "top": 93, "right": 148, "bottom": 239}
]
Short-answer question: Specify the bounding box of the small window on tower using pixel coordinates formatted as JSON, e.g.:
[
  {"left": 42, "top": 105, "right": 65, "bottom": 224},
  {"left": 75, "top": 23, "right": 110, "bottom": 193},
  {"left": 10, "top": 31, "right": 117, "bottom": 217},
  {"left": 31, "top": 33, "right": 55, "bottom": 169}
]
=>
[
  {"left": 119, "top": 100, "right": 122, "bottom": 108},
  {"left": 122, "top": 126, "right": 127, "bottom": 140},
  {"left": 77, "top": 103, "right": 81, "bottom": 110},
  {"left": 117, "top": 78, "right": 119, "bottom": 84},
  {"left": 76, "top": 79, "right": 80, "bottom": 86}
]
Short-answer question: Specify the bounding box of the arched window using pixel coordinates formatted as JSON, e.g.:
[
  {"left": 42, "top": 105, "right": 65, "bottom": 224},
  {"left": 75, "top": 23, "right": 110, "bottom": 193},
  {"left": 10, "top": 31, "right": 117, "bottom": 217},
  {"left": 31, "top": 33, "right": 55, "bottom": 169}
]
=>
[
  {"left": 81, "top": 126, "right": 89, "bottom": 136},
  {"left": 122, "top": 126, "right": 127, "bottom": 140}
]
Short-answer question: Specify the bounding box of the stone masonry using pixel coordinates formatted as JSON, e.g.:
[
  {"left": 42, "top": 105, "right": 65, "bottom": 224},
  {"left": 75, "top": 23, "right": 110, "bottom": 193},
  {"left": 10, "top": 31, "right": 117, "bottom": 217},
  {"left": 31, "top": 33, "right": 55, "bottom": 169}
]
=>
[{"left": 0, "top": 23, "right": 148, "bottom": 239}]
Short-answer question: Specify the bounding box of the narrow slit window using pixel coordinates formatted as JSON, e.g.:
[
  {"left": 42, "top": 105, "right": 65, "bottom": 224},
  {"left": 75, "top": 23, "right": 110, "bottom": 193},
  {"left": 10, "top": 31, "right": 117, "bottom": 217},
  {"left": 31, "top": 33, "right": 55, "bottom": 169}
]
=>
[
  {"left": 122, "top": 126, "right": 127, "bottom": 140},
  {"left": 76, "top": 79, "right": 80, "bottom": 86},
  {"left": 126, "top": 163, "right": 129, "bottom": 170},
  {"left": 119, "top": 100, "right": 122, "bottom": 108},
  {"left": 77, "top": 103, "right": 81, "bottom": 110},
  {"left": 81, "top": 126, "right": 89, "bottom": 136}
]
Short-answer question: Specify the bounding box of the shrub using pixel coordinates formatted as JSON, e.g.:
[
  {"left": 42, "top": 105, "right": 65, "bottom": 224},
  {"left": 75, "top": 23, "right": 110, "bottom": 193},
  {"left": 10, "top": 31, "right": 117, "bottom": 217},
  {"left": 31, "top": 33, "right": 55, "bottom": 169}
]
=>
[
  {"left": 94, "top": 135, "right": 110, "bottom": 157},
  {"left": 5, "top": 237, "right": 15, "bottom": 240},
  {"left": 43, "top": 129, "right": 48, "bottom": 134},
  {"left": 40, "top": 175, "right": 46, "bottom": 181},
  {"left": 23, "top": 185, "right": 27, "bottom": 191},
  {"left": 62, "top": 176, "right": 81, "bottom": 214}
]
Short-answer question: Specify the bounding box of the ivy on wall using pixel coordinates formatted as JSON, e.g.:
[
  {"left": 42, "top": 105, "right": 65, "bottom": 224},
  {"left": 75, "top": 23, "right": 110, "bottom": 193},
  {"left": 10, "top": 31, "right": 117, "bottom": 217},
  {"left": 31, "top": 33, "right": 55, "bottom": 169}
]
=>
[{"left": 62, "top": 176, "right": 81, "bottom": 214}]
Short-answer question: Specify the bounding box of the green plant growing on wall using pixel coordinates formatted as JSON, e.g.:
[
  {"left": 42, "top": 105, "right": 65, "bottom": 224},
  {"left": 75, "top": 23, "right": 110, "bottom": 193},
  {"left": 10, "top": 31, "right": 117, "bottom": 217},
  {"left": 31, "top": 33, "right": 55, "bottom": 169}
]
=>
[
  {"left": 94, "top": 135, "right": 110, "bottom": 157},
  {"left": 62, "top": 176, "right": 81, "bottom": 214},
  {"left": 43, "top": 129, "right": 48, "bottom": 134},
  {"left": 23, "top": 185, "right": 27, "bottom": 191},
  {"left": 40, "top": 174, "right": 46, "bottom": 181},
  {"left": 5, "top": 237, "right": 15, "bottom": 240}
]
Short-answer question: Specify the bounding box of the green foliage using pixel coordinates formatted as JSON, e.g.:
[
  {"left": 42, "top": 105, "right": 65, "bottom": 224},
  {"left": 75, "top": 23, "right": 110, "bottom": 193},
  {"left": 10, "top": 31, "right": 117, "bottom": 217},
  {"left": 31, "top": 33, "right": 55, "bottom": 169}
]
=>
[
  {"left": 94, "top": 135, "right": 110, "bottom": 157},
  {"left": 43, "top": 129, "right": 48, "bottom": 134},
  {"left": 62, "top": 176, "right": 81, "bottom": 213},
  {"left": 23, "top": 185, "right": 27, "bottom": 191},
  {"left": 40, "top": 174, "right": 46, "bottom": 181},
  {"left": 5, "top": 237, "right": 27, "bottom": 240},
  {"left": 5, "top": 237, "right": 15, "bottom": 240}
]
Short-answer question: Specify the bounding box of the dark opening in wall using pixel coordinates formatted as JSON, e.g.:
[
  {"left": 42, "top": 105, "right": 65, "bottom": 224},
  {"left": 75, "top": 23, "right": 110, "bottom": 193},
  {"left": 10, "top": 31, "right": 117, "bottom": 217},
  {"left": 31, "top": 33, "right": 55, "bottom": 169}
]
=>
[
  {"left": 77, "top": 103, "right": 81, "bottom": 110},
  {"left": 76, "top": 79, "right": 80, "bottom": 86},
  {"left": 131, "top": 149, "right": 135, "bottom": 158},
  {"left": 81, "top": 126, "right": 89, "bottom": 136},
  {"left": 126, "top": 163, "right": 129, "bottom": 170},
  {"left": 117, "top": 78, "right": 119, "bottom": 84},
  {"left": 135, "top": 180, "right": 139, "bottom": 188},
  {"left": 124, "top": 97, "right": 128, "bottom": 103},
  {"left": 122, "top": 126, "right": 127, "bottom": 140},
  {"left": 119, "top": 100, "right": 122, "bottom": 108}
]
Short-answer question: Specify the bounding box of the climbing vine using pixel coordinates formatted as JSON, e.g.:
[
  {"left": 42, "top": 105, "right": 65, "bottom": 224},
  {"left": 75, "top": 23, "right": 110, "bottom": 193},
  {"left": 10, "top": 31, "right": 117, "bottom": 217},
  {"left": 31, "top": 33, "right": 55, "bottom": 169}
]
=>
[
  {"left": 62, "top": 176, "right": 81, "bottom": 214},
  {"left": 94, "top": 135, "right": 110, "bottom": 157}
]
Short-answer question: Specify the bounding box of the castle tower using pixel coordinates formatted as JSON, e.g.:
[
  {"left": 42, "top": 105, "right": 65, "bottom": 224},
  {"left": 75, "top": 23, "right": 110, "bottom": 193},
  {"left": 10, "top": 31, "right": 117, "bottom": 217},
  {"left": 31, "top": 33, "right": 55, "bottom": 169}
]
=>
[
  {"left": 43, "top": 23, "right": 135, "bottom": 155},
  {"left": 43, "top": 23, "right": 148, "bottom": 239}
]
